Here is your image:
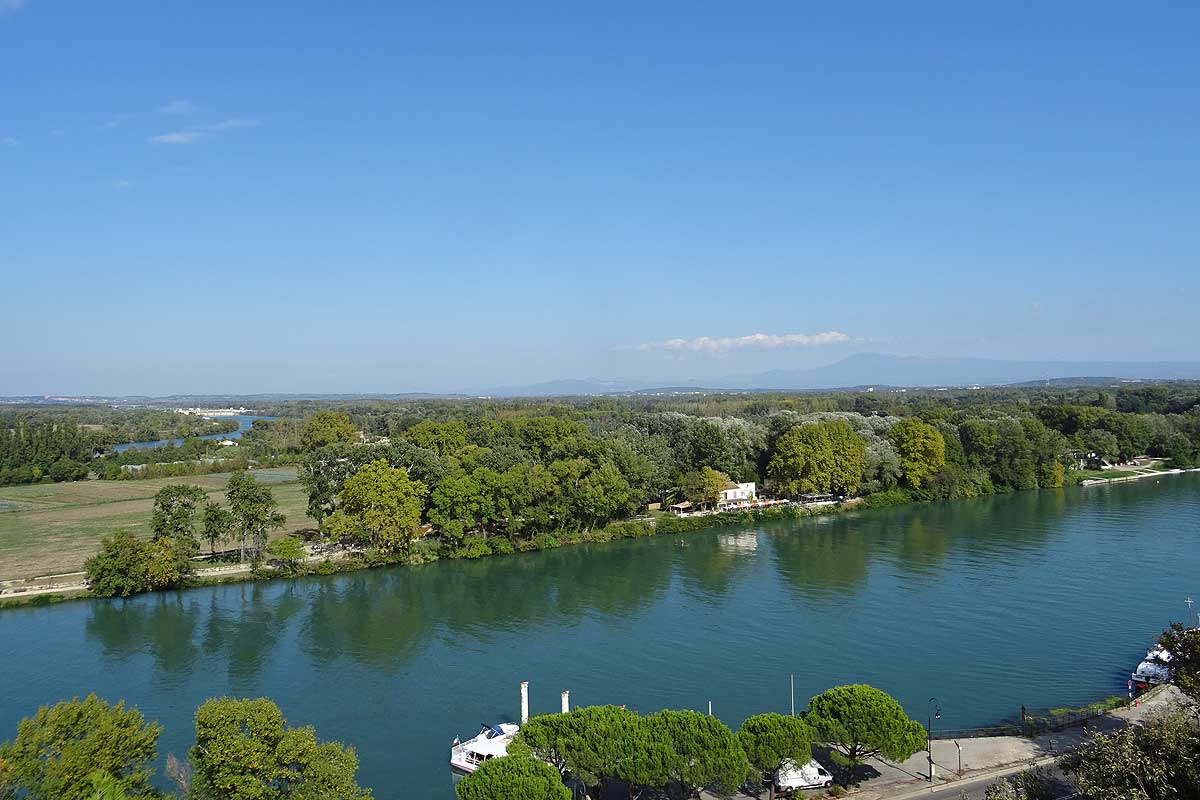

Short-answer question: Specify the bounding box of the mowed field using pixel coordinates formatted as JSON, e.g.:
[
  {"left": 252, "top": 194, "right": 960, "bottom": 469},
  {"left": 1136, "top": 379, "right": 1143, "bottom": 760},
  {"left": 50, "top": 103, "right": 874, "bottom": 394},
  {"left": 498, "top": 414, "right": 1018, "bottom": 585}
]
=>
[{"left": 0, "top": 468, "right": 311, "bottom": 579}]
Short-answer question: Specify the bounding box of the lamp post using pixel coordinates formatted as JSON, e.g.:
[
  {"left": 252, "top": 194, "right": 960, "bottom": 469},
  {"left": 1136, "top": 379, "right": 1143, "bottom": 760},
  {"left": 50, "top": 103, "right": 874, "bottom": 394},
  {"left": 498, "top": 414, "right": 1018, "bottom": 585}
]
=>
[{"left": 927, "top": 697, "right": 942, "bottom": 783}]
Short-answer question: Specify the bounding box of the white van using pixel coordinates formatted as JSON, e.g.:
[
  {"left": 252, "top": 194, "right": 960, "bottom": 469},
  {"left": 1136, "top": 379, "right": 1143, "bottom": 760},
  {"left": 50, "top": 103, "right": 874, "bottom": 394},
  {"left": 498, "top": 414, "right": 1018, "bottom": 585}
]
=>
[{"left": 775, "top": 758, "right": 834, "bottom": 791}]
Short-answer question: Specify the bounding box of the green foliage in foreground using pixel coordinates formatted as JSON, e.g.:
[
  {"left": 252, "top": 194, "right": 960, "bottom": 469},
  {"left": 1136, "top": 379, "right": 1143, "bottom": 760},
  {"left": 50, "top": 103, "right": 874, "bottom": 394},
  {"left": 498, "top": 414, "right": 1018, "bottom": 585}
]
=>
[
  {"left": 805, "top": 684, "right": 926, "bottom": 780},
  {"left": 737, "top": 712, "right": 814, "bottom": 779},
  {"left": 0, "top": 694, "right": 161, "bottom": 800},
  {"left": 643, "top": 709, "right": 750, "bottom": 797},
  {"left": 512, "top": 705, "right": 669, "bottom": 787},
  {"left": 1060, "top": 707, "right": 1200, "bottom": 800},
  {"left": 190, "top": 697, "right": 372, "bottom": 800},
  {"left": 455, "top": 755, "right": 571, "bottom": 800},
  {"left": 1157, "top": 622, "right": 1200, "bottom": 701}
]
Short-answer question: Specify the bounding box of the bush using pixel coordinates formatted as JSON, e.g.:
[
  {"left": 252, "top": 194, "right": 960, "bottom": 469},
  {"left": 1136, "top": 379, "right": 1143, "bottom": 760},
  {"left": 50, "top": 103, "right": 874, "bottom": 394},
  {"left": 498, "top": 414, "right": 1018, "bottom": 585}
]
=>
[
  {"left": 85, "top": 530, "right": 150, "bottom": 598},
  {"left": 455, "top": 534, "right": 493, "bottom": 559},
  {"left": 532, "top": 533, "right": 560, "bottom": 550},
  {"left": 861, "top": 489, "right": 912, "bottom": 508},
  {"left": 489, "top": 537, "right": 515, "bottom": 556},
  {"left": 410, "top": 538, "right": 443, "bottom": 563}
]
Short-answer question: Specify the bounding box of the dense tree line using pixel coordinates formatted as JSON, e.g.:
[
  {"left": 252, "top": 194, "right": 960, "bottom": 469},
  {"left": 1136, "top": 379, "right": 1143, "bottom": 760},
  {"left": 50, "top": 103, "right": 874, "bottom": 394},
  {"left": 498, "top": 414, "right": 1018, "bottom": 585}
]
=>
[
  {"left": 288, "top": 384, "right": 1200, "bottom": 561},
  {"left": 0, "top": 408, "right": 236, "bottom": 485},
  {"left": 457, "top": 683, "right": 925, "bottom": 799}
]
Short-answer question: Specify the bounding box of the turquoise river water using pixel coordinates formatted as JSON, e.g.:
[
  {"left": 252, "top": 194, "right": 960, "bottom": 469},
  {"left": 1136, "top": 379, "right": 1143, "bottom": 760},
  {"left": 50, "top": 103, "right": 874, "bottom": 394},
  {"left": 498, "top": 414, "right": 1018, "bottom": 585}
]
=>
[{"left": 1, "top": 474, "right": 1198, "bottom": 797}]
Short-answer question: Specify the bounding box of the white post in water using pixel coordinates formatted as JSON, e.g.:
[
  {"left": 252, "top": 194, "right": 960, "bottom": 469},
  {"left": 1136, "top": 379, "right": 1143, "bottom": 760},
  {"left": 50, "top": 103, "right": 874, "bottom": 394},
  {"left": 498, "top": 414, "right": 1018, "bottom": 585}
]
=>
[
  {"left": 708, "top": 700, "right": 712, "bottom": 716},
  {"left": 520, "top": 681, "right": 529, "bottom": 724},
  {"left": 561, "top": 690, "right": 570, "bottom": 713},
  {"left": 790, "top": 674, "right": 795, "bottom": 716}
]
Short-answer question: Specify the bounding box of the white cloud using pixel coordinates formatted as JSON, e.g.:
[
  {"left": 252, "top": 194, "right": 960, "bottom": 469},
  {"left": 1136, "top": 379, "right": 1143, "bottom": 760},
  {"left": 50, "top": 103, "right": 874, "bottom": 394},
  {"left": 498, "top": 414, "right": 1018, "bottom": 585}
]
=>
[
  {"left": 1, "top": 136, "right": 18, "bottom": 146},
  {"left": 149, "top": 130, "right": 207, "bottom": 145},
  {"left": 208, "top": 118, "right": 259, "bottom": 130},
  {"left": 148, "top": 119, "right": 260, "bottom": 145},
  {"left": 113, "top": 179, "right": 132, "bottom": 190},
  {"left": 630, "top": 331, "right": 852, "bottom": 355},
  {"left": 160, "top": 99, "right": 197, "bottom": 115},
  {"left": 0, "top": 0, "right": 27, "bottom": 14}
]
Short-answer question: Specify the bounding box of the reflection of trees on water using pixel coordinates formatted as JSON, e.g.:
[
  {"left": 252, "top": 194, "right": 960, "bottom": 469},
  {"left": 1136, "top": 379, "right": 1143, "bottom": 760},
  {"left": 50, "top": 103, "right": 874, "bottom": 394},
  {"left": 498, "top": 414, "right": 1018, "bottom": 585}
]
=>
[
  {"left": 84, "top": 536, "right": 682, "bottom": 679},
  {"left": 85, "top": 593, "right": 201, "bottom": 682},
  {"left": 768, "top": 489, "right": 1078, "bottom": 605},
  {"left": 674, "top": 530, "right": 759, "bottom": 599},
  {"left": 85, "top": 582, "right": 307, "bottom": 690}
]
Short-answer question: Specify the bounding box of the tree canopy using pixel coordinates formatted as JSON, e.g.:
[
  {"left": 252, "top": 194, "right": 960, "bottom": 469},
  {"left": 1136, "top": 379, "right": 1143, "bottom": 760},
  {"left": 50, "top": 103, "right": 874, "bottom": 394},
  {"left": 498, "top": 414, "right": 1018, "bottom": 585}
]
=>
[
  {"left": 299, "top": 411, "right": 357, "bottom": 451},
  {"left": 454, "top": 755, "right": 571, "bottom": 800},
  {"left": 1060, "top": 707, "right": 1200, "bottom": 800},
  {"left": 888, "top": 418, "right": 946, "bottom": 489},
  {"left": 768, "top": 420, "right": 866, "bottom": 497},
  {"left": 737, "top": 712, "right": 814, "bottom": 795},
  {"left": 642, "top": 709, "right": 749, "bottom": 798},
  {"left": 0, "top": 694, "right": 161, "bottom": 800},
  {"left": 804, "top": 685, "right": 926, "bottom": 779},
  {"left": 329, "top": 459, "right": 427, "bottom": 552},
  {"left": 189, "top": 696, "right": 372, "bottom": 800}
]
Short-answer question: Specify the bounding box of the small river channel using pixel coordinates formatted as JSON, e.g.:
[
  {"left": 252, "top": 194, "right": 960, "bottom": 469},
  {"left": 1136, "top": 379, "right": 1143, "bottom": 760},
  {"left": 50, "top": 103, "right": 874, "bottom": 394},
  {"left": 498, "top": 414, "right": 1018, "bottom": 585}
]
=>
[
  {"left": 112, "top": 415, "right": 274, "bottom": 452},
  {"left": 1, "top": 474, "right": 1197, "bottom": 797}
]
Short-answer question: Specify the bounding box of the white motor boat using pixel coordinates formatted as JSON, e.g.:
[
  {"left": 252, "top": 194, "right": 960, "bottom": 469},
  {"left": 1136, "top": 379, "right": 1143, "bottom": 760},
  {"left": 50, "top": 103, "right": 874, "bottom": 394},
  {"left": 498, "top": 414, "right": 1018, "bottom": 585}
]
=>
[
  {"left": 450, "top": 722, "right": 519, "bottom": 773},
  {"left": 1134, "top": 644, "right": 1173, "bottom": 685},
  {"left": 776, "top": 758, "right": 834, "bottom": 791}
]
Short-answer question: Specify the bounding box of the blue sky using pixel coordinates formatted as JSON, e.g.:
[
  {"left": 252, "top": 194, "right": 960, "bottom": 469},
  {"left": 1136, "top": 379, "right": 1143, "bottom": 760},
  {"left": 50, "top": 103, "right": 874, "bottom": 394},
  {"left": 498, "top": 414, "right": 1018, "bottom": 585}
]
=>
[{"left": 2, "top": 2, "right": 1197, "bottom": 394}]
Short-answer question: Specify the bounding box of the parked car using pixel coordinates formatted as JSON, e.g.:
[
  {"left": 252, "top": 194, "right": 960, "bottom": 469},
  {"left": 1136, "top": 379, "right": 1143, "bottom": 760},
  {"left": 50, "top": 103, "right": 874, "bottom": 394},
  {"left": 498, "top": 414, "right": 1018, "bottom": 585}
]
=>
[{"left": 776, "top": 758, "right": 834, "bottom": 791}]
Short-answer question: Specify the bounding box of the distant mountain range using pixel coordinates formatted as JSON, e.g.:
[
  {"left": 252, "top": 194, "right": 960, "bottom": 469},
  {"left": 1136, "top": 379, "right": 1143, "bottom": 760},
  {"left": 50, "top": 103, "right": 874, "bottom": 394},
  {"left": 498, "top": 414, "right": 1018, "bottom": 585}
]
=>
[
  {"left": 475, "top": 353, "right": 1200, "bottom": 396},
  {"left": 9, "top": 354, "right": 1200, "bottom": 403}
]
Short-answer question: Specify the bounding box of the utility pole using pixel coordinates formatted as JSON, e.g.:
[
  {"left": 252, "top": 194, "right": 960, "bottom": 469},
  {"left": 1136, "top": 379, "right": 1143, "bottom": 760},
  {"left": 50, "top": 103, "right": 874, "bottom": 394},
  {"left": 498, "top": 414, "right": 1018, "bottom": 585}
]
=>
[
  {"left": 927, "top": 698, "right": 942, "bottom": 783},
  {"left": 790, "top": 674, "right": 795, "bottom": 716}
]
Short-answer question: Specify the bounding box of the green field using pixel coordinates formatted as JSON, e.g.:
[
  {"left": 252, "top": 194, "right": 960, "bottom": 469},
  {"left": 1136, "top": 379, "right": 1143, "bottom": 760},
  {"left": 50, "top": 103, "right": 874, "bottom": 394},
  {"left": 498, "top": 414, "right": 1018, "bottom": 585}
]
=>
[{"left": 0, "top": 468, "right": 311, "bottom": 579}]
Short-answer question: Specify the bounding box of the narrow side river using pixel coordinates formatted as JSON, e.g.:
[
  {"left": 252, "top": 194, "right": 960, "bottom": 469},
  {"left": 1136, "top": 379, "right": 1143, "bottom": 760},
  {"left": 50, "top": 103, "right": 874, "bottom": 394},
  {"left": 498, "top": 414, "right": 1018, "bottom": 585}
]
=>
[{"left": 2, "top": 475, "right": 1197, "bottom": 798}]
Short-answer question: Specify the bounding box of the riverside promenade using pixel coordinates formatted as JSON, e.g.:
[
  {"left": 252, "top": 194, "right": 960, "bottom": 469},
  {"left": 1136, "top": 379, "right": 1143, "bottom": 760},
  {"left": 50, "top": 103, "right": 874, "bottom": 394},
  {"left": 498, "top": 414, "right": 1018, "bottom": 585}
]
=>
[{"left": 707, "top": 685, "right": 1187, "bottom": 800}]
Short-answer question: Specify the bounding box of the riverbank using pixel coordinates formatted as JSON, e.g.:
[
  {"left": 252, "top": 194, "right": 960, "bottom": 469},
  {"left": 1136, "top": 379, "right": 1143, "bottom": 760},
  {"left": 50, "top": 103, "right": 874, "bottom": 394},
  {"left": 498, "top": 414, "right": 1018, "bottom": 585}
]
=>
[
  {"left": 6, "top": 464, "right": 1200, "bottom": 609},
  {"left": 704, "top": 685, "right": 1189, "bottom": 800}
]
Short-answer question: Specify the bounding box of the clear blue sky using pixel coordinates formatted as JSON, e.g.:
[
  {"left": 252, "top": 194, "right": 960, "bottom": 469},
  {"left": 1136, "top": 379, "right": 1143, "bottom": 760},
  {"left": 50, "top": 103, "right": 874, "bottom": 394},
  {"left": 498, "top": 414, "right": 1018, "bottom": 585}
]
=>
[{"left": 2, "top": 1, "right": 1197, "bottom": 394}]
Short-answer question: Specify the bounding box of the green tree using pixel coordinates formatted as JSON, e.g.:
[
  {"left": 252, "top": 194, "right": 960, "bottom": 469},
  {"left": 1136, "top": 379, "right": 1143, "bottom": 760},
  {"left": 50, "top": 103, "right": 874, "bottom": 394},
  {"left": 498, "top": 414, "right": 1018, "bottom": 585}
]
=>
[
  {"left": 889, "top": 419, "right": 946, "bottom": 489},
  {"left": 299, "top": 412, "right": 357, "bottom": 452},
  {"left": 681, "top": 466, "right": 732, "bottom": 506},
  {"left": 202, "top": 501, "right": 235, "bottom": 556},
  {"left": 0, "top": 694, "right": 161, "bottom": 800},
  {"left": 642, "top": 709, "right": 749, "bottom": 798},
  {"left": 143, "top": 537, "right": 192, "bottom": 590},
  {"left": 88, "top": 770, "right": 130, "bottom": 800},
  {"left": 149, "top": 484, "right": 208, "bottom": 554},
  {"left": 768, "top": 420, "right": 866, "bottom": 497},
  {"left": 1156, "top": 623, "right": 1200, "bottom": 700},
  {"left": 1081, "top": 428, "right": 1119, "bottom": 463},
  {"left": 1060, "top": 707, "right": 1200, "bottom": 800},
  {"left": 512, "top": 706, "right": 667, "bottom": 788},
  {"left": 266, "top": 537, "right": 306, "bottom": 573},
  {"left": 805, "top": 685, "right": 926, "bottom": 783},
  {"left": 47, "top": 457, "right": 88, "bottom": 482},
  {"left": 226, "top": 471, "right": 286, "bottom": 563},
  {"left": 737, "top": 713, "right": 814, "bottom": 800},
  {"left": 455, "top": 755, "right": 570, "bottom": 800},
  {"left": 189, "top": 697, "right": 371, "bottom": 800},
  {"left": 333, "top": 460, "right": 427, "bottom": 553},
  {"left": 85, "top": 530, "right": 150, "bottom": 598}
]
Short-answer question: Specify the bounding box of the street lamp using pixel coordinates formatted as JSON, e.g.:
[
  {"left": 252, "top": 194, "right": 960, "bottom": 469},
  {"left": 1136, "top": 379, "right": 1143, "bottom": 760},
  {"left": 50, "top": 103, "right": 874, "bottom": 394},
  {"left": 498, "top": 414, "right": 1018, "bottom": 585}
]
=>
[{"left": 927, "top": 697, "right": 942, "bottom": 783}]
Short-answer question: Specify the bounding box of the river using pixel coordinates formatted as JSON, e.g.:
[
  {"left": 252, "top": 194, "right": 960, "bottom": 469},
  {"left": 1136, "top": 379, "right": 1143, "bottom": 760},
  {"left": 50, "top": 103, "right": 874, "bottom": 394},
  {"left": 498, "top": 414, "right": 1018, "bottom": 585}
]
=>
[
  {"left": 1, "top": 475, "right": 1197, "bottom": 797},
  {"left": 112, "top": 415, "right": 274, "bottom": 452}
]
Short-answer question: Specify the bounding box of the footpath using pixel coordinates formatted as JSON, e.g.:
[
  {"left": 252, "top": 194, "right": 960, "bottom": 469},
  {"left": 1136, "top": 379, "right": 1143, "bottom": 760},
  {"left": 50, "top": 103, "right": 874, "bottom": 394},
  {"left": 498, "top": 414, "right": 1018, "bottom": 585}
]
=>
[
  {"left": 0, "top": 546, "right": 346, "bottom": 600},
  {"left": 704, "top": 685, "right": 1186, "bottom": 800}
]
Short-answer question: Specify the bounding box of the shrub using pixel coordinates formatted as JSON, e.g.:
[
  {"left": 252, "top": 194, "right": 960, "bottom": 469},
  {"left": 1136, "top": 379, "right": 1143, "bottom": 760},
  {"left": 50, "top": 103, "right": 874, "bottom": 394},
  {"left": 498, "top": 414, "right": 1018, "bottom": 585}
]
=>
[
  {"left": 489, "top": 537, "right": 515, "bottom": 556},
  {"left": 85, "top": 530, "right": 151, "bottom": 598},
  {"left": 533, "top": 533, "right": 560, "bottom": 550}
]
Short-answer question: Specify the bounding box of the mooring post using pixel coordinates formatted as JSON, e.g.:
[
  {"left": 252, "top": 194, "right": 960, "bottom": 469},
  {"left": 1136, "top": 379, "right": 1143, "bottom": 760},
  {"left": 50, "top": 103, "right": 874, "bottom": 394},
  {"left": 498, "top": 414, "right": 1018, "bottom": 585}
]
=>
[
  {"left": 561, "top": 690, "right": 570, "bottom": 713},
  {"left": 520, "top": 681, "right": 529, "bottom": 724}
]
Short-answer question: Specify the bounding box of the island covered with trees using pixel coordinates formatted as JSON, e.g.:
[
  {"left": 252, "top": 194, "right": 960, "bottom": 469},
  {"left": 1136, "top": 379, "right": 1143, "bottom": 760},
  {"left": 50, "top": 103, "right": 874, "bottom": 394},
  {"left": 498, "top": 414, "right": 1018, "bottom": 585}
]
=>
[{"left": 39, "top": 381, "right": 1196, "bottom": 599}]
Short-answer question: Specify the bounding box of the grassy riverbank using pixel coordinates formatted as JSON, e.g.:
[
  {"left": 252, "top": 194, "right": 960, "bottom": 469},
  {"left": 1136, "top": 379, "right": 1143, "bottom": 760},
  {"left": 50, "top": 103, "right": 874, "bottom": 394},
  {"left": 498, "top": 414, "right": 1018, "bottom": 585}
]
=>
[{"left": 0, "top": 468, "right": 309, "bottom": 579}]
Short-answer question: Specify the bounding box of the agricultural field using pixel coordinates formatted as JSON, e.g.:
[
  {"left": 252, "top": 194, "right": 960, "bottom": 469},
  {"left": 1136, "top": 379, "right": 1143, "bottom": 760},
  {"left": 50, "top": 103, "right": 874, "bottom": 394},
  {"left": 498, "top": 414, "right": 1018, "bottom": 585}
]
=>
[{"left": 0, "top": 468, "right": 310, "bottom": 580}]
